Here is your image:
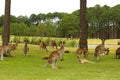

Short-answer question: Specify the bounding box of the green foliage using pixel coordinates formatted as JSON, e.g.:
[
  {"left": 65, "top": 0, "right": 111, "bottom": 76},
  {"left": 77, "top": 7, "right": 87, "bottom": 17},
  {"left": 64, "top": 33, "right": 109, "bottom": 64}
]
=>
[
  {"left": 44, "top": 37, "right": 51, "bottom": 45},
  {"left": 69, "top": 40, "right": 76, "bottom": 47},
  {"left": 30, "top": 37, "right": 39, "bottom": 45},
  {"left": 1, "top": 4, "right": 120, "bottom": 38},
  {"left": 0, "top": 27, "right": 2, "bottom": 35},
  {"left": 13, "top": 36, "right": 21, "bottom": 42},
  {"left": 118, "top": 41, "right": 120, "bottom": 45},
  {"left": 23, "top": 37, "right": 30, "bottom": 43},
  {"left": 58, "top": 14, "right": 79, "bottom": 37}
]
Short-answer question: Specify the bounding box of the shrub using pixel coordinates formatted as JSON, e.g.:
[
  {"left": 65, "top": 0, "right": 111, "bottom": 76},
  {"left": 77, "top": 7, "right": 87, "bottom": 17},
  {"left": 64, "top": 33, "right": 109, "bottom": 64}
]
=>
[
  {"left": 69, "top": 40, "right": 76, "bottom": 47},
  {"left": 44, "top": 37, "right": 51, "bottom": 45},
  {"left": 13, "top": 36, "right": 21, "bottom": 42},
  {"left": 118, "top": 41, "right": 120, "bottom": 45},
  {"left": 55, "top": 39, "right": 62, "bottom": 46},
  {"left": 30, "top": 37, "right": 39, "bottom": 45},
  {"left": 23, "top": 37, "right": 30, "bottom": 43}
]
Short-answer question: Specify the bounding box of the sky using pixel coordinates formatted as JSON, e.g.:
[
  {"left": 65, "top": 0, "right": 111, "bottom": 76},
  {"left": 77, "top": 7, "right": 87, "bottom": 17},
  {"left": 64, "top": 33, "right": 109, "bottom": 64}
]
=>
[{"left": 0, "top": 0, "right": 120, "bottom": 17}]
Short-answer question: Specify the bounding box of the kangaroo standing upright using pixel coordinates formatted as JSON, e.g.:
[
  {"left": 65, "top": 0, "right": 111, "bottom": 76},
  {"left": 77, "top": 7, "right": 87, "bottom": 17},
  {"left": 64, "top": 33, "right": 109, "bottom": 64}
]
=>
[
  {"left": 94, "top": 39, "right": 109, "bottom": 60},
  {"left": 39, "top": 40, "right": 48, "bottom": 52},
  {"left": 23, "top": 42, "right": 29, "bottom": 56},
  {"left": 49, "top": 40, "right": 57, "bottom": 49}
]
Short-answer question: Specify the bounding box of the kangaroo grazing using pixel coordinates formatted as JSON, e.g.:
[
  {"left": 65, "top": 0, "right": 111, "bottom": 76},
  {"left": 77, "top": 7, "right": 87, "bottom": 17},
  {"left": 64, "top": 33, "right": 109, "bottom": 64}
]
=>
[
  {"left": 43, "top": 42, "right": 65, "bottom": 69},
  {"left": 23, "top": 42, "right": 29, "bottom": 56},
  {"left": 116, "top": 47, "right": 120, "bottom": 59},
  {"left": 94, "top": 39, "right": 109, "bottom": 60},
  {"left": 49, "top": 40, "right": 57, "bottom": 49},
  {"left": 39, "top": 40, "right": 48, "bottom": 52}
]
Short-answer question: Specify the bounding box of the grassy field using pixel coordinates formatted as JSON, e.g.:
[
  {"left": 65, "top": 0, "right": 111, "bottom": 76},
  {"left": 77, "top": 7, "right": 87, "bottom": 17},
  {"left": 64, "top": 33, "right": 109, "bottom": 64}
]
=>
[{"left": 0, "top": 39, "right": 120, "bottom": 80}]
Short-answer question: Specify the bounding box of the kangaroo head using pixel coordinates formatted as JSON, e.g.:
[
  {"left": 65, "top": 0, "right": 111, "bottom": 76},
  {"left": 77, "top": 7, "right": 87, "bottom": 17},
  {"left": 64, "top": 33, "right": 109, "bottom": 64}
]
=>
[{"left": 101, "top": 39, "right": 106, "bottom": 45}]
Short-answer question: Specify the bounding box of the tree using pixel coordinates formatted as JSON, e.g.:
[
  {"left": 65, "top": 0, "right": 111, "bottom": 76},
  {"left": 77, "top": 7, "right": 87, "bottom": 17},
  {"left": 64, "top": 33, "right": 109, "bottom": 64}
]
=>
[
  {"left": 0, "top": 15, "right": 4, "bottom": 26},
  {"left": 30, "top": 14, "right": 38, "bottom": 25},
  {"left": 58, "top": 14, "right": 79, "bottom": 38},
  {"left": 2, "top": 0, "right": 11, "bottom": 46},
  {"left": 79, "top": 0, "right": 88, "bottom": 49}
]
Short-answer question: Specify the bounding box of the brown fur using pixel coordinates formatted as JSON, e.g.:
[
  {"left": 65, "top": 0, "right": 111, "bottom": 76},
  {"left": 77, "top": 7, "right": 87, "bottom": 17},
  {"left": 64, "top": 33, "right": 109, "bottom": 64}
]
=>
[
  {"left": 49, "top": 40, "right": 57, "bottom": 49},
  {"left": 10, "top": 41, "right": 18, "bottom": 52},
  {"left": 43, "top": 43, "right": 65, "bottom": 69},
  {"left": 64, "top": 50, "right": 70, "bottom": 53},
  {"left": 0, "top": 45, "right": 11, "bottom": 60},
  {"left": 23, "top": 42, "right": 29, "bottom": 56},
  {"left": 116, "top": 47, "right": 120, "bottom": 59},
  {"left": 94, "top": 39, "right": 109, "bottom": 60},
  {"left": 76, "top": 48, "right": 88, "bottom": 59},
  {"left": 39, "top": 41, "right": 48, "bottom": 52},
  {"left": 59, "top": 41, "right": 65, "bottom": 47}
]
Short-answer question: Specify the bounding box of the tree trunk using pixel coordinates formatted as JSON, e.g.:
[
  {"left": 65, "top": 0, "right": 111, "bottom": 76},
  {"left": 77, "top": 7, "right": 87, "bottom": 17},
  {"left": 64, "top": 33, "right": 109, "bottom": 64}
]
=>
[
  {"left": 2, "top": 0, "right": 11, "bottom": 46},
  {"left": 79, "top": 0, "right": 88, "bottom": 49}
]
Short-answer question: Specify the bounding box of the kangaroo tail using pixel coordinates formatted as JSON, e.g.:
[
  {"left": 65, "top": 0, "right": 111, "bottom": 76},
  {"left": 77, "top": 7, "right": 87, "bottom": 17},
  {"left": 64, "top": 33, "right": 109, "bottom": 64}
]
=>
[
  {"left": 84, "top": 59, "right": 95, "bottom": 64},
  {"left": 64, "top": 50, "right": 70, "bottom": 53},
  {"left": 78, "top": 59, "right": 95, "bottom": 64}
]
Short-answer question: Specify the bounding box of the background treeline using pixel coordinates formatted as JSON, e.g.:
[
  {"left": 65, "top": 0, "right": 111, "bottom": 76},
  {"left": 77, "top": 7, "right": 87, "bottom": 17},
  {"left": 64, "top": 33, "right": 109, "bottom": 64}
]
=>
[{"left": 0, "top": 4, "right": 120, "bottom": 39}]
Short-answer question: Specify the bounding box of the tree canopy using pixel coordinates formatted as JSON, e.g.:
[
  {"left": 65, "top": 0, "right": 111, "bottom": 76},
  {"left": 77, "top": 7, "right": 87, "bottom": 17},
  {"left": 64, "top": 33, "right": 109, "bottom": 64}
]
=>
[{"left": 0, "top": 4, "right": 120, "bottom": 39}]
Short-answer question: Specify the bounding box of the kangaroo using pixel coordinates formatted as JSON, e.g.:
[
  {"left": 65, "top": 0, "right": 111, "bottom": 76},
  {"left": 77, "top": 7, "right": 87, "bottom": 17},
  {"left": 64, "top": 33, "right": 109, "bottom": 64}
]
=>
[
  {"left": 76, "top": 47, "right": 88, "bottom": 59},
  {"left": 116, "top": 47, "right": 120, "bottom": 59},
  {"left": 23, "top": 42, "right": 29, "bottom": 56},
  {"left": 94, "top": 39, "right": 109, "bottom": 60},
  {"left": 49, "top": 40, "right": 57, "bottom": 49},
  {"left": 39, "top": 40, "right": 48, "bottom": 52},
  {"left": 0, "top": 45, "right": 11, "bottom": 60},
  {"left": 43, "top": 42, "right": 65, "bottom": 69},
  {"left": 59, "top": 41, "right": 65, "bottom": 47},
  {"left": 78, "top": 58, "right": 95, "bottom": 64},
  {"left": 9, "top": 41, "right": 19, "bottom": 52}
]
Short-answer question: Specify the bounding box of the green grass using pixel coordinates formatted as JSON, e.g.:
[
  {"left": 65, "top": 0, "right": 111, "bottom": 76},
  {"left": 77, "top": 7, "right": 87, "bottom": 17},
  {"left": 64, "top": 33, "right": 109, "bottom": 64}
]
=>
[{"left": 0, "top": 40, "right": 120, "bottom": 80}]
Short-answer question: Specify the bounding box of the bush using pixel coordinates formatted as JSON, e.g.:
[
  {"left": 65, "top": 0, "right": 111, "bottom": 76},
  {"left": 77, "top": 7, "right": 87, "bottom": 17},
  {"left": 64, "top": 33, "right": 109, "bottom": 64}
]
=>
[
  {"left": 69, "top": 40, "right": 76, "bottom": 47},
  {"left": 13, "top": 36, "right": 21, "bottom": 42},
  {"left": 44, "top": 37, "right": 51, "bottom": 45},
  {"left": 30, "top": 37, "right": 39, "bottom": 45},
  {"left": 23, "top": 37, "right": 30, "bottom": 43},
  {"left": 118, "top": 41, "right": 120, "bottom": 45}
]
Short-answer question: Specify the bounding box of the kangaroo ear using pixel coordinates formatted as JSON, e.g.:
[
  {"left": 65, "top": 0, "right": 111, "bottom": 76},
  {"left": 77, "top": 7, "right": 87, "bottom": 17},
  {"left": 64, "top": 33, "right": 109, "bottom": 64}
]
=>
[
  {"left": 63, "top": 41, "right": 65, "bottom": 44},
  {"left": 101, "top": 38, "right": 106, "bottom": 41}
]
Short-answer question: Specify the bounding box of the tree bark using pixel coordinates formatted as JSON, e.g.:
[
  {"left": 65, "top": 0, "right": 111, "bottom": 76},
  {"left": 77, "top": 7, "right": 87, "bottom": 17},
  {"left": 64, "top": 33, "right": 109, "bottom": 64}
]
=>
[
  {"left": 79, "top": 0, "right": 88, "bottom": 49},
  {"left": 2, "top": 0, "right": 11, "bottom": 46}
]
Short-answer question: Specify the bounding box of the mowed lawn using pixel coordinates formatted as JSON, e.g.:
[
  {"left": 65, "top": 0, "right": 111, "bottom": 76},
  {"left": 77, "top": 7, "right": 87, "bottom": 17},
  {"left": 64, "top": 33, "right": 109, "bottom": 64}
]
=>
[{"left": 0, "top": 39, "right": 120, "bottom": 80}]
